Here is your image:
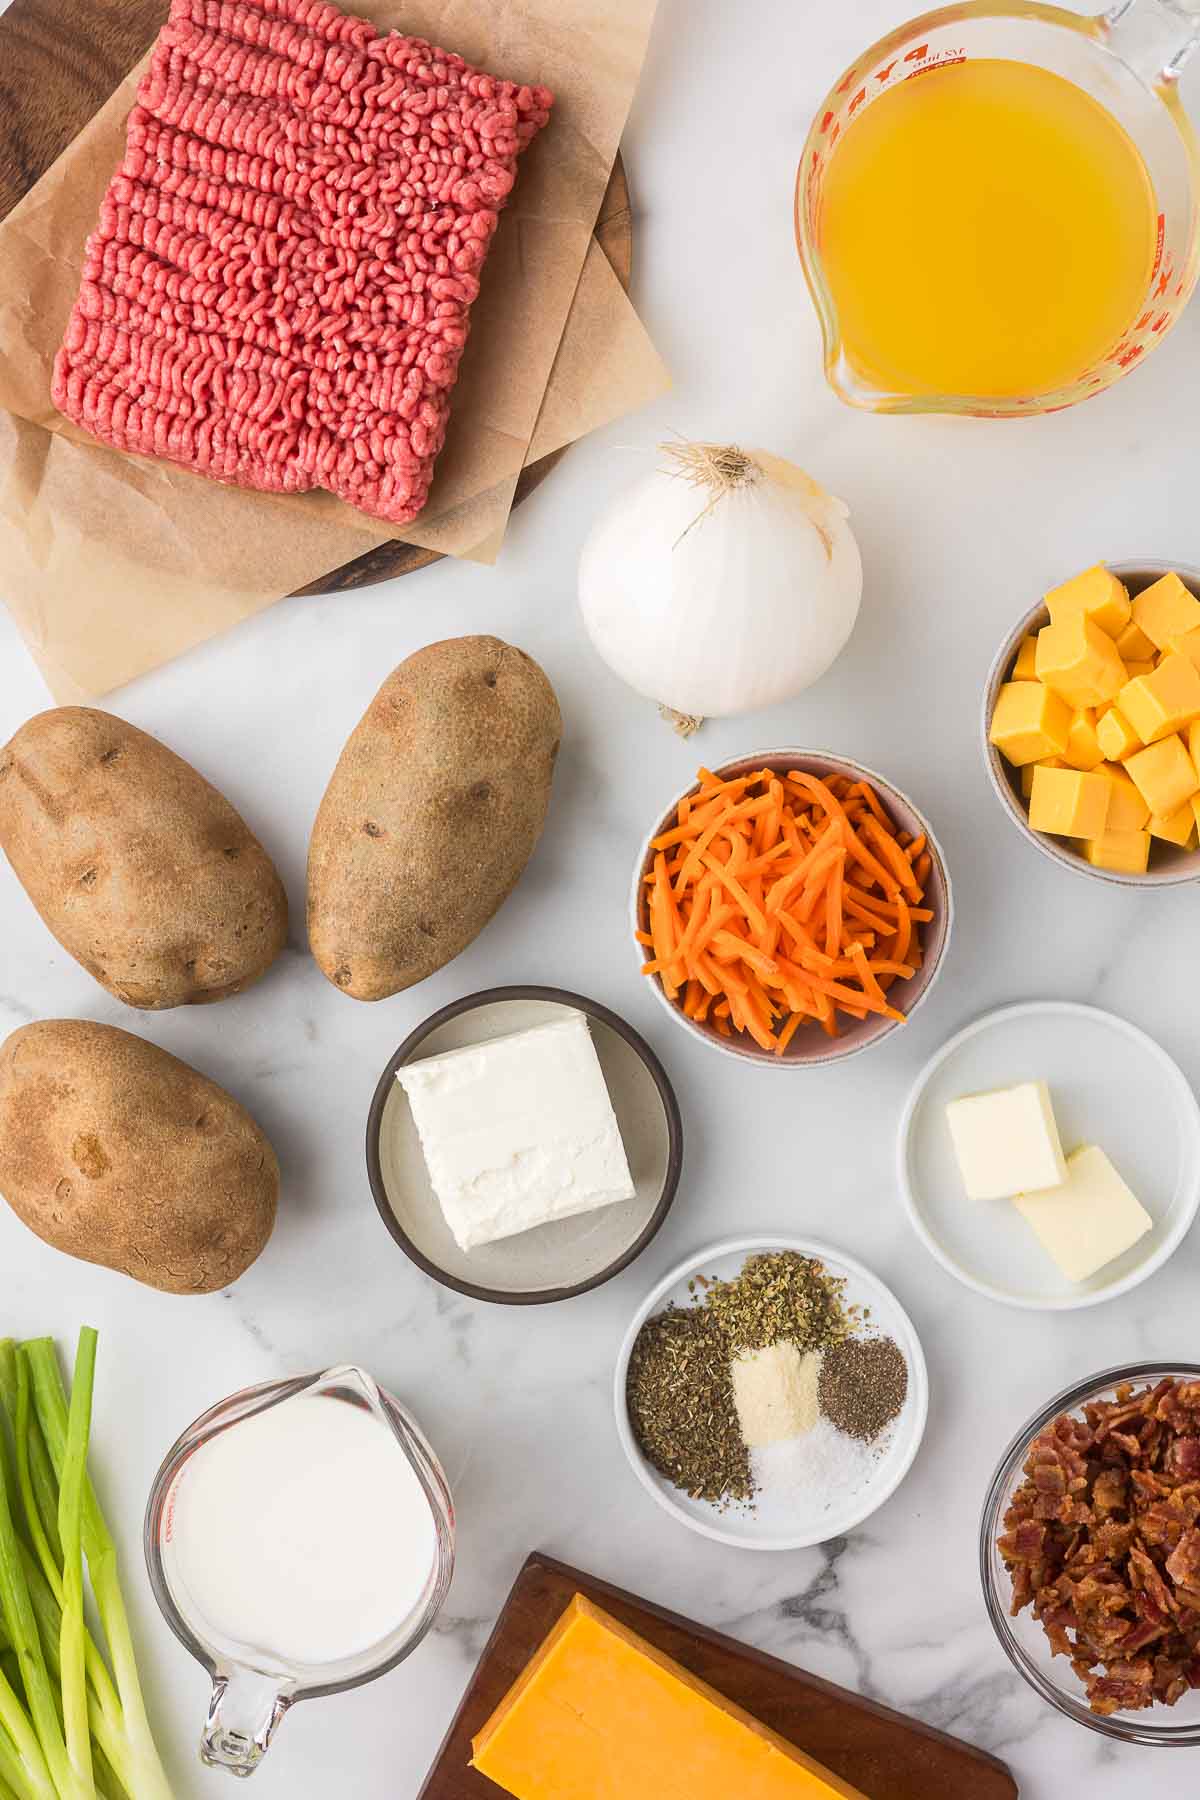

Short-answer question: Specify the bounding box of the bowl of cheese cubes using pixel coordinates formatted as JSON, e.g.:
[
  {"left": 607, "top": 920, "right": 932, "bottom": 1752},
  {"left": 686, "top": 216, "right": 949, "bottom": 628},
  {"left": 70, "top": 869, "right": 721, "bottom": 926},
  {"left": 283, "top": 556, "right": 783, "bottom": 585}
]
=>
[{"left": 984, "top": 561, "right": 1200, "bottom": 884}]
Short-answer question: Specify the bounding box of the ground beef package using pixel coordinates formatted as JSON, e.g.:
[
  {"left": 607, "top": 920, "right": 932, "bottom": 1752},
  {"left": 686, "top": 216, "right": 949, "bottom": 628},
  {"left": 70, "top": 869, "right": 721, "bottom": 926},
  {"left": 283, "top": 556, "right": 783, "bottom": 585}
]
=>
[{"left": 51, "top": 0, "right": 552, "bottom": 526}]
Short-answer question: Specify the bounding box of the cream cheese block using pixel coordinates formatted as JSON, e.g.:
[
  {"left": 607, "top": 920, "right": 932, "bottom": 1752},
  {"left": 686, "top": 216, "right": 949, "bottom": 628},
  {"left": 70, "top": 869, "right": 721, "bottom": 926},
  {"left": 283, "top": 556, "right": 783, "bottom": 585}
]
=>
[{"left": 396, "top": 1013, "right": 635, "bottom": 1253}]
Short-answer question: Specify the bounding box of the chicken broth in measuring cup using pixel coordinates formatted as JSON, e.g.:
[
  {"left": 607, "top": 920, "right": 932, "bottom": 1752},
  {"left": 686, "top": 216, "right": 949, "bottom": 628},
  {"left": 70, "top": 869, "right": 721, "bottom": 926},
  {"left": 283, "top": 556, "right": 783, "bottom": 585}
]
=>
[{"left": 818, "top": 58, "right": 1157, "bottom": 400}]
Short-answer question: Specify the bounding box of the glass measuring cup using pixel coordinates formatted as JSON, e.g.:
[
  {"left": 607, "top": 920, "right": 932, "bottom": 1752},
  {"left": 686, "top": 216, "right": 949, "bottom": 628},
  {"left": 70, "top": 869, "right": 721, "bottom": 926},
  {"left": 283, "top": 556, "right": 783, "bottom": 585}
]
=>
[
  {"left": 796, "top": 0, "right": 1200, "bottom": 415},
  {"left": 144, "top": 1365, "right": 454, "bottom": 1778}
]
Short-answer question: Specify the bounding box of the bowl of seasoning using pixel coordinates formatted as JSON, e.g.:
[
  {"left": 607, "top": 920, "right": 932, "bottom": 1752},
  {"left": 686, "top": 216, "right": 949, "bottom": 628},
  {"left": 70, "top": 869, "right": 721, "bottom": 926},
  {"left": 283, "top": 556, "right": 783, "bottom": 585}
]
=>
[
  {"left": 982, "top": 1363, "right": 1200, "bottom": 1743},
  {"left": 631, "top": 752, "right": 953, "bottom": 1066},
  {"left": 613, "top": 1235, "right": 928, "bottom": 1550}
]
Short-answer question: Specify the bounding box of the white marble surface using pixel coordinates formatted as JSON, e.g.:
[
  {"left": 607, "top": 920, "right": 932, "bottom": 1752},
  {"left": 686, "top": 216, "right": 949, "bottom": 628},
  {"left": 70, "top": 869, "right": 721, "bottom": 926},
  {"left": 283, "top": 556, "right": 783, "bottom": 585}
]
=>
[{"left": 3, "top": 0, "right": 1200, "bottom": 1794}]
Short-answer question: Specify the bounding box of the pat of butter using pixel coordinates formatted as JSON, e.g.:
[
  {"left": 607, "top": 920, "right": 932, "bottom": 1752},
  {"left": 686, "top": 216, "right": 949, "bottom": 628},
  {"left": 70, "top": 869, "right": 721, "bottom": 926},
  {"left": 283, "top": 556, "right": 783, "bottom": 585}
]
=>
[
  {"left": 396, "top": 1013, "right": 634, "bottom": 1253},
  {"left": 1014, "top": 1145, "right": 1153, "bottom": 1284},
  {"left": 946, "top": 1081, "right": 1067, "bottom": 1201}
]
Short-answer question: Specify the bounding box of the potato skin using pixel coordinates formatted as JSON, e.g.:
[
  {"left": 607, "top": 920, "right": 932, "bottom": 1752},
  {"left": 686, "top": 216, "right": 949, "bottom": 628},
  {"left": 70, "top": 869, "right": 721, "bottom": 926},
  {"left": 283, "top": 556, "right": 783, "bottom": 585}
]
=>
[
  {"left": 307, "top": 637, "right": 562, "bottom": 1000},
  {"left": 0, "top": 708, "right": 288, "bottom": 1009},
  {"left": 0, "top": 1020, "right": 278, "bottom": 1294}
]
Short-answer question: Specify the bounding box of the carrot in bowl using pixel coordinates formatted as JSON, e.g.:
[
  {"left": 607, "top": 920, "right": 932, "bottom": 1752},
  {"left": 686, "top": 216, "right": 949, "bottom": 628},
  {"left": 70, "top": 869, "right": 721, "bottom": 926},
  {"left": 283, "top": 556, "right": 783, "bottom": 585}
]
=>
[{"left": 640, "top": 766, "right": 933, "bottom": 1053}]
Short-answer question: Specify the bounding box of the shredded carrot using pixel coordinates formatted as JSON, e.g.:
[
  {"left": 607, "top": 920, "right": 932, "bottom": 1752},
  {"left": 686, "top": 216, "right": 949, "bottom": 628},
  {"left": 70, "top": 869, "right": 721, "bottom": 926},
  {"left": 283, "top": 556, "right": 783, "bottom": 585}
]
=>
[{"left": 638, "top": 765, "right": 934, "bottom": 1051}]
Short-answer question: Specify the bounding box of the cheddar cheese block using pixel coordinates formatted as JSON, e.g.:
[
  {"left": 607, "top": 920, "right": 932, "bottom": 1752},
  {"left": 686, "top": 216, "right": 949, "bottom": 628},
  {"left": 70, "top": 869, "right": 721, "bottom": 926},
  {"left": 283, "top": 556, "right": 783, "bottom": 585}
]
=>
[{"left": 471, "top": 1595, "right": 869, "bottom": 1799}]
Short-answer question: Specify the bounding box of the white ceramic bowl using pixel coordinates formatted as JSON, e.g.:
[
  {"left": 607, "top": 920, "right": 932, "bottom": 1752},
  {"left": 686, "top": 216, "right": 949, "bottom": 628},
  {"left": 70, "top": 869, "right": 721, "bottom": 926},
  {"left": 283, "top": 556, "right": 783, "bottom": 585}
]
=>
[
  {"left": 631, "top": 750, "right": 953, "bottom": 1067},
  {"left": 982, "top": 560, "right": 1200, "bottom": 887},
  {"left": 613, "top": 1235, "right": 929, "bottom": 1551},
  {"left": 898, "top": 1001, "right": 1200, "bottom": 1311}
]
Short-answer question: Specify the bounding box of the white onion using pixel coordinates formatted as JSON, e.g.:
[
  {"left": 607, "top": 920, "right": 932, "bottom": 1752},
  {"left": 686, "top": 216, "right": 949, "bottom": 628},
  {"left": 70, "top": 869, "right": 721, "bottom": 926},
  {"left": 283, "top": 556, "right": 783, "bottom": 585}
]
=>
[{"left": 578, "top": 442, "right": 863, "bottom": 722}]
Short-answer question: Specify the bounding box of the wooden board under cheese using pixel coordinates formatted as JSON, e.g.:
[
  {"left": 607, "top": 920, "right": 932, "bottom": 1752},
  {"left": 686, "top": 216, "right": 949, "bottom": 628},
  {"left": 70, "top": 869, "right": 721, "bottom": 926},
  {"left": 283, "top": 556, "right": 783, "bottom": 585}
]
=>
[
  {"left": 417, "top": 1553, "right": 1019, "bottom": 1800},
  {"left": 471, "top": 1595, "right": 868, "bottom": 1798}
]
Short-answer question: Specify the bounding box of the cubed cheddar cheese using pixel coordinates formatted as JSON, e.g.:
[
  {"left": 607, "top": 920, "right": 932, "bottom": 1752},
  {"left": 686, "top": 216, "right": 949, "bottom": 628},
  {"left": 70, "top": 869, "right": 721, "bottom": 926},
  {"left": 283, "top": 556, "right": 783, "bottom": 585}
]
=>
[
  {"left": 1123, "top": 660, "right": 1157, "bottom": 679},
  {"left": 1126, "top": 733, "right": 1200, "bottom": 817},
  {"left": 1149, "top": 802, "right": 1198, "bottom": 848},
  {"left": 1115, "top": 618, "right": 1157, "bottom": 663},
  {"left": 471, "top": 1596, "right": 870, "bottom": 1800},
  {"left": 1083, "top": 830, "right": 1151, "bottom": 874},
  {"left": 1131, "top": 571, "right": 1200, "bottom": 649},
  {"left": 1021, "top": 755, "right": 1064, "bottom": 799},
  {"left": 1044, "top": 564, "right": 1131, "bottom": 638},
  {"left": 1095, "top": 763, "right": 1150, "bottom": 831},
  {"left": 1117, "top": 652, "right": 1200, "bottom": 744},
  {"left": 1012, "top": 634, "right": 1039, "bottom": 681},
  {"left": 1166, "top": 626, "right": 1200, "bottom": 672},
  {"left": 1028, "top": 765, "right": 1111, "bottom": 838},
  {"left": 990, "top": 681, "right": 1072, "bottom": 765},
  {"left": 1096, "top": 707, "right": 1141, "bottom": 763},
  {"left": 1035, "top": 614, "right": 1127, "bottom": 709},
  {"left": 1063, "top": 709, "right": 1104, "bottom": 771}
]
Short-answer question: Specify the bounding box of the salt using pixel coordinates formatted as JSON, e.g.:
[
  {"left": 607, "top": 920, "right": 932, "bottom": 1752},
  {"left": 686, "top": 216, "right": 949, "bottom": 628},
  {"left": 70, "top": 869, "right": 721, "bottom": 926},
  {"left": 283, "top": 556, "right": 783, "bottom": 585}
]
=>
[{"left": 750, "top": 1415, "right": 884, "bottom": 1534}]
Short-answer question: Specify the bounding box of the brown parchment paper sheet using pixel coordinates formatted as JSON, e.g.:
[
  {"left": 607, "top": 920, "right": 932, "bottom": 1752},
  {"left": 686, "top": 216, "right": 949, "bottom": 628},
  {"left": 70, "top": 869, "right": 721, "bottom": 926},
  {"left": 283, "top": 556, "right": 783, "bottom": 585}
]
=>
[{"left": 0, "top": 0, "right": 668, "bottom": 699}]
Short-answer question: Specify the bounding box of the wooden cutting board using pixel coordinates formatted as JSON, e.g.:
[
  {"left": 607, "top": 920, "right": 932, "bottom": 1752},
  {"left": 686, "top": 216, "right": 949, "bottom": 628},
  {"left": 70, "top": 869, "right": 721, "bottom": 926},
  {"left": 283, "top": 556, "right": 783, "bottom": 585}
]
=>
[
  {"left": 0, "top": 0, "right": 633, "bottom": 595},
  {"left": 419, "top": 1553, "right": 1019, "bottom": 1799}
]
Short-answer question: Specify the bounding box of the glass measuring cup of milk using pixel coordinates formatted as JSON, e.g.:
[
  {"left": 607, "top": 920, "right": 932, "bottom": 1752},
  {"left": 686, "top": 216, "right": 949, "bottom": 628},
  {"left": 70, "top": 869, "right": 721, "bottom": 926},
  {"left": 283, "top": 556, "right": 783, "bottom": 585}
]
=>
[
  {"left": 796, "top": 0, "right": 1200, "bottom": 415},
  {"left": 144, "top": 1365, "right": 454, "bottom": 1778}
]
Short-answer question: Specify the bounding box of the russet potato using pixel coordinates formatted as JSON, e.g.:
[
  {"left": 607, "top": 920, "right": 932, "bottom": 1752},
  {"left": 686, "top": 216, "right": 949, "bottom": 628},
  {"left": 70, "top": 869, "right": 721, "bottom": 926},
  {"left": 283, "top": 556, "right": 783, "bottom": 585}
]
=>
[
  {"left": 307, "top": 636, "right": 561, "bottom": 999},
  {"left": 0, "top": 707, "right": 288, "bottom": 1009},
  {"left": 0, "top": 1019, "right": 278, "bottom": 1294}
]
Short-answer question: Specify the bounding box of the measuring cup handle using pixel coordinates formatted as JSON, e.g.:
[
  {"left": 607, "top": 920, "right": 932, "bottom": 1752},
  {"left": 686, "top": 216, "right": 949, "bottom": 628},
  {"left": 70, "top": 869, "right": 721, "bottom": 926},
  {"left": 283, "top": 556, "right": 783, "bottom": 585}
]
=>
[
  {"left": 1103, "top": 0, "right": 1200, "bottom": 83},
  {"left": 201, "top": 1669, "right": 293, "bottom": 1778}
]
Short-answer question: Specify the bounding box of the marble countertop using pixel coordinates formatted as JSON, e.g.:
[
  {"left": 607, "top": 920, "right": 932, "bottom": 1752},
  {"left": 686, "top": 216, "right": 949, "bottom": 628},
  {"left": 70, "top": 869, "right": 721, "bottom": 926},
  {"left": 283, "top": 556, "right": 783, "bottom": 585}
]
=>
[{"left": 4, "top": 0, "right": 1200, "bottom": 1794}]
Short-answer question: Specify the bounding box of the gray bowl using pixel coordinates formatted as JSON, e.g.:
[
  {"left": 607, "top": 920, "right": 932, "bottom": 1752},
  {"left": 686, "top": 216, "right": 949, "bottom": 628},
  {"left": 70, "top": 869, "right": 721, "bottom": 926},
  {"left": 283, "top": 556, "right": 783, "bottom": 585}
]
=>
[
  {"left": 982, "top": 560, "right": 1200, "bottom": 888},
  {"left": 366, "top": 987, "right": 682, "bottom": 1304},
  {"left": 631, "top": 750, "right": 953, "bottom": 1067}
]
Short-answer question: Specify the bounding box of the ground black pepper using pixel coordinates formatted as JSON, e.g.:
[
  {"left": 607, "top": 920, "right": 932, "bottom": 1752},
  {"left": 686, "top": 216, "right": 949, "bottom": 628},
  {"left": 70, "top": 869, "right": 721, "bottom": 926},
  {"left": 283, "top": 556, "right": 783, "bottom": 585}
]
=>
[{"left": 818, "top": 1335, "right": 908, "bottom": 1441}]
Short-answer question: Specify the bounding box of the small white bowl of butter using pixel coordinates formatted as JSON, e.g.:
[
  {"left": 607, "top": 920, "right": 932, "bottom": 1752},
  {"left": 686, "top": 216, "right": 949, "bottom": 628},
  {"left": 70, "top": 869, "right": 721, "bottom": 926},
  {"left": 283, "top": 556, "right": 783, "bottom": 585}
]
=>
[{"left": 898, "top": 1001, "right": 1200, "bottom": 1310}]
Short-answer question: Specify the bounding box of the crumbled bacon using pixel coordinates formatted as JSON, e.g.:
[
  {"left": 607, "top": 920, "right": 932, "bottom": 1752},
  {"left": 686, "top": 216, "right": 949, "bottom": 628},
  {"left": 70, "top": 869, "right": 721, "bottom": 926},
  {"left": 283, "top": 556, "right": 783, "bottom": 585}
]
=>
[
  {"left": 1000, "top": 1378, "right": 1200, "bottom": 1716},
  {"left": 1166, "top": 1528, "right": 1200, "bottom": 1591}
]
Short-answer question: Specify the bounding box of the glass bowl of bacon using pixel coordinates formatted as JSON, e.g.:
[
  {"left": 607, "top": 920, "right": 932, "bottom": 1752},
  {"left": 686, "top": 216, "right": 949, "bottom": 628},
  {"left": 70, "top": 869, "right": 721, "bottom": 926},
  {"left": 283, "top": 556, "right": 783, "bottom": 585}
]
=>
[
  {"left": 983, "top": 1364, "right": 1200, "bottom": 1743},
  {"left": 630, "top": 751, "right": 953, "bottom": 1066}
]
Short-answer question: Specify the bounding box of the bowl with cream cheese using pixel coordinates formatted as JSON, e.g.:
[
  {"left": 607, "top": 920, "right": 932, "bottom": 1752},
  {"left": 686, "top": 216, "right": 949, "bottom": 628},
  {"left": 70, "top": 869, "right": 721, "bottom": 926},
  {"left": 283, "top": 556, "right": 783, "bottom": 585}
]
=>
[{"left": 366, "top": 986, "right": 682, "bottom": 1304}]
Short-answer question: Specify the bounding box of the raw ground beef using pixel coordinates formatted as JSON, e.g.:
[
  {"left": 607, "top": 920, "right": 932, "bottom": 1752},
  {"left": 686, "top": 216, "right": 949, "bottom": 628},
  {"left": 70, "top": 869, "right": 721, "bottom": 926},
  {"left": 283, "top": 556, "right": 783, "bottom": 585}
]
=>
[{"left": 51, "top": 0, "right": 552, "bottom": 526}]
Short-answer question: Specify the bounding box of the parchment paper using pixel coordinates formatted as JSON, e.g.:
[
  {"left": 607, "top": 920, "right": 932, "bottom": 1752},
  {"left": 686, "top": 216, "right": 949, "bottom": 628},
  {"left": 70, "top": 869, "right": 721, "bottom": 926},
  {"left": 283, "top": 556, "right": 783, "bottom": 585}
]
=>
[{"left": 0, "top": 0, "right": 668, "bottom": 698}]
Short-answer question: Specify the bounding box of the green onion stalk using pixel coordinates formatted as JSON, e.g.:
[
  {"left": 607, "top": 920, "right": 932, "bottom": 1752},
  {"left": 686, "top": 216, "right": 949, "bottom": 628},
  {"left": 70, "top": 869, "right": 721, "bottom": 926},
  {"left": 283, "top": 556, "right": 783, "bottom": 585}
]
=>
[{"left": 0, "top": 1335, "right": 175, "bottom": 1800}]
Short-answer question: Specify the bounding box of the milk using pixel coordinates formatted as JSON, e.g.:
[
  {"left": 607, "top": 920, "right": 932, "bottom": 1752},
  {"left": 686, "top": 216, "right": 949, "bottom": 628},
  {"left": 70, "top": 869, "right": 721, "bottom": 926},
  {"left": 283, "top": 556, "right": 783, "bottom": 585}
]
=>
[{"left": 166, "top": 1387, "right": 440, "bottom": 1669}]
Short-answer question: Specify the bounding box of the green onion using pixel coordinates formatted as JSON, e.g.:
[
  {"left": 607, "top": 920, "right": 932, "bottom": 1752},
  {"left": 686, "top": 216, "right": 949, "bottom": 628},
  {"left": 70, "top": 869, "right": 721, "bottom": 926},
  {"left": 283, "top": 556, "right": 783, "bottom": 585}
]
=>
[
  {"left": 0, "top": 1336, "right": 174, "bottom": 1800},
  {"left": 55, "top": 1335, "right": 95, "bottom": 1798}
]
